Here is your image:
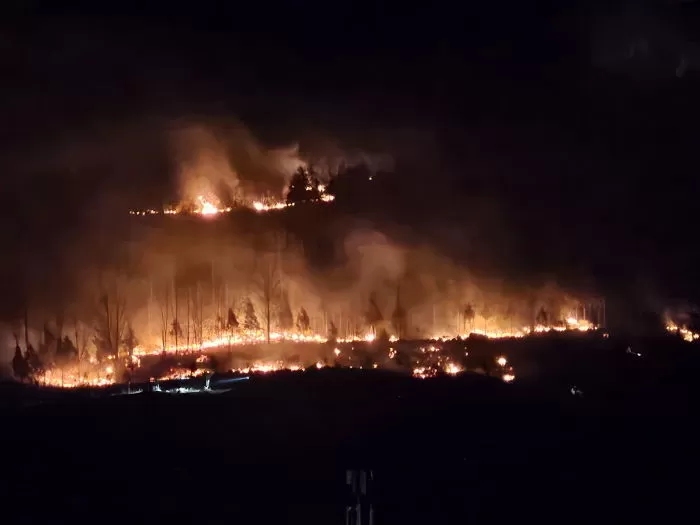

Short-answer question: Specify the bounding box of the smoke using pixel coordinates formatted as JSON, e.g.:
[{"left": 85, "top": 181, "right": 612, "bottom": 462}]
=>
[
  {"left": 168, "top": 120, "right": 398, "bottom": 207},
  {"left": 169, "top": 122, "right": 306, "bottom": 205},
  {"left": 0, "top": 324, "right": 17, "bottom": 377},
  {"left": 343, "top": 229, "right": 407, "bottom": 289},
  {"left": 1, "top": 206, "right": 600, "bottom": 369}
]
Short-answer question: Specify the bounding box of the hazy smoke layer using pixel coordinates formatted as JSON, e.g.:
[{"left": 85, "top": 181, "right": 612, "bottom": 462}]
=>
[{"left": 169, "top": 122, "right": 306, "bottom": 205}]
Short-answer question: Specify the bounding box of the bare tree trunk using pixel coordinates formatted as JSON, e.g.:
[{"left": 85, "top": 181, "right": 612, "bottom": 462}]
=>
[
  {"left": 266, "top": 288, "right": 271, "bottom": 345},
  {"left": 148, "top": 279, "right": 153, "bottom": 343},
  {"left": 186, "top": 287, "right": 190, "bottom": 351},
  {"left": 24, "top": 306, "right": 29, "bottom": 351},
  {"left": 159, "top": 284, "right": 170, "bottom": 353},
  {"left": 173, "top": 279, "right": 179, "bottom": 353}
]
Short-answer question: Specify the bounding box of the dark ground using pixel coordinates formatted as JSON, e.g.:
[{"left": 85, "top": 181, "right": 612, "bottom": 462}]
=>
[{"left": 1, "top": 334, "right": 699, "bottom": 524}]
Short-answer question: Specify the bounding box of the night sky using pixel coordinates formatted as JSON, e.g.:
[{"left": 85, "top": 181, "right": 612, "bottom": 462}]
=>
[{"left": 2, "top": 1, "right": 700, "bottom": 311}]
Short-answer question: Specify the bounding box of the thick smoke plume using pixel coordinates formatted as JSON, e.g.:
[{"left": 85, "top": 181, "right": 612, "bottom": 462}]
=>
[
  {"left": 169, "top": 122, "right": 306, "bottom": 206},
  {"left": 1, "top": 206, "right": 595, "bottom": 371}
]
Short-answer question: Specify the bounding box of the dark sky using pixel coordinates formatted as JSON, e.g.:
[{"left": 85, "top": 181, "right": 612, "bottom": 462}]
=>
[{"left": 2, "top": 0, "right": 700, "bottom": 309}]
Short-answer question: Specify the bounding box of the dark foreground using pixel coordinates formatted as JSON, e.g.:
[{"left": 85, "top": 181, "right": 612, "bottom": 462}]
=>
[{"left": 2, "top": 336, "right": 699, "bottom": 524}]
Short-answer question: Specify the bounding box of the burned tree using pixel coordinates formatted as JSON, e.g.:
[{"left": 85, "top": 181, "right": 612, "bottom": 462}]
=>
[
  {"left": 463, "top": 303, "right": 475, "bottom": 332},
  {"left": 242, "top": 298, "right": 260, "bottom": 332},
  {"left": 122, "top": 324, "right": 138, "bottom": 359},
  {"left": 482, "top": 303, "right": 493, "bottom": 332},
  {"left": 277, "top": 290, "right": 294, "bottom": 332},
  {"left": 93, "top": 280, "right": 127, "bottom": 364},
  {"left": 536, "top": 306, "right": 549, "bottom": 327},
  {"left": 253, "top": 254, "right": 280, "bottom": 344},
  {"left": 365, "top": 293, "right": 383, "bottom": 336},
  {"left": 327, "top": 321, "right": 338, "bottom": 343},
  {"left": 226, "top": 307, "right": 239, "bottom": 331},
  {"left": 71, "top": 307, "right": 90, "bottom": 362},
  {"left": 286, "top": 166, "right": 322, "bottom": 205},
  {"left": 157, "top": 283, "right": 171, "bottom": 353},
  {"left": 55, "top": 336, "right": 78, "bottom": 367},
  {"left": 25, "top": 344, "right": 43, "bottom": 378},
  {"left": 296, "top": 307, "right": 311, "bottom": 334},
  {"left": 224, "top": 306, "right": 239, "bottom": 352},
  {"left": 12, "top": 344, "right": 29, "bottom": 382},
  {"left": 190, "top": 285, "right": 204, "bottom": 349},
  {"left": 391, "top": 286, "right": 407, "bottom": 340}
]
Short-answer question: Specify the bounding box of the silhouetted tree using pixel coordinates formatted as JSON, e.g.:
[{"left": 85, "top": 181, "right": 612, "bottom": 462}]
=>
[
  {"left": 327, "top": 321, "right": 338, "bottom": 342},
  {"left": 243, "top": 298, "right": 260, "bottom": 332},
  {"left": 254, "top": 255, "right": 280, "bottom": 343},
  {"left": 536, "top": 307, "right": 549, "bottom": 327},
  {"left": 505, "top": 302, "right": 516, "bottom": 332},
  {"left": 25, "top": 344, "right": 42, "bottom": 376},
  {"left": 376, "top": 328, "right": 390, "bottom": 347},
  {"left": 170, "top": 318, "right": 183, "bottom": 341},
  {"left": 190, "top": 286, "right": 204, "bottom": 348},
  {"left": 122, "top": 324, "right": 138, "bottom": 359},
  {"left": 482, "top": 304, "right": 493, "bottom": 331},
  {"left": 55, "top": 336, "right": 78, "bottom": 366},
  {"left": 12, "top": 345, "right": 29, "bottom": 382},
  {"left": 286, "top": 166, "right": 322, "bottom": 205},
  {"left": 391, "top": 287, "right": 407, "bottom": 339},
  {"left": 94, "top": 290, "right": 127, "bottom": 362},
  {"left": 463, "top": 304, "right": 475, "bottom": 332},
  {"left": 277, "top": 290, "right": 294, "bottom": 332},
  {"left": 72, "top": 315, "right": 89, "bottom": 362},
  {"left": 365, "top": 293, "right": 383, "bottom": 335},
  {"left": 226, "top": 307, "right": 239, "bottom": 331},
  {"left": 158, "top": 284, "right": 171, "bottom": 352},
  {"left": 296, "top": 307, "right": 310, "bottom": 333}
]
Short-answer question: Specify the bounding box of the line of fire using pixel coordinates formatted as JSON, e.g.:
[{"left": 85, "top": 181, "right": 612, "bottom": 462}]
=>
[{"left": 8, "top": 164, "right": 698, "bottom": 390}]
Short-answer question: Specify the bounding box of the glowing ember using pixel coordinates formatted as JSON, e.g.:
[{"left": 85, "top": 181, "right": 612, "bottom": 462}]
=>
[
  {"left": 444, "top": 362, "right": 463, "bottom": 375},
  {"left": 413, "top": 366, "right": 437, "bottom": 379},
  {"left": 35, "top": 319, "right": 595, "bottom": 389}
]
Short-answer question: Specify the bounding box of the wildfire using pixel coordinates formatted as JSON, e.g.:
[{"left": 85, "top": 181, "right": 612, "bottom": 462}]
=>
[
  {"left": 133, "top": 330, "right": 326, "bottom": 356},
  {"left": 666, "top": 321, "right": 700, "bottom": 342},
  {"left": 197, "top": 196, "right": 222, "bottom": 216},
  {"left": 31, "top": 317, "right": 595, "bottom": 389},
  {"left": 40, "top": 363, "right": 115, "bottom": 389},
  {"left": 130, "top": 191, "right": 335, "bottom": 217},
  {"left": 450, "top": 321, "right": 596, "bottom": 342}
]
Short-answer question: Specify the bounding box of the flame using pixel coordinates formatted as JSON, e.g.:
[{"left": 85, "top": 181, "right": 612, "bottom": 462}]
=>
[
  {"left": 666, "top": 320, "right": 700, "bottom": 342},
  {"left": 37, "top": 319, "right": 594, "bottom": 388},
  {"left": 130, "top": 187, "right": 335, "bottom": 217},
  {"left": 197, "top": 196, "right": 220, "bottom": 216},
  {"left": 444, "top": 362, "right": 463, "bottom": 375}
]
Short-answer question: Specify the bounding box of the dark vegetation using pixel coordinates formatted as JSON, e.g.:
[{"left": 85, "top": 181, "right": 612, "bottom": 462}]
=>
[{"left": 2, "top": 333, "right": 699, "bottom": 524}]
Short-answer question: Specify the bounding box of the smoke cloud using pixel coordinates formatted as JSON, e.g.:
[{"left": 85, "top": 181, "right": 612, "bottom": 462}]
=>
[{"left": 169, "top": 122, "right": 307, "bottom": 205}]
